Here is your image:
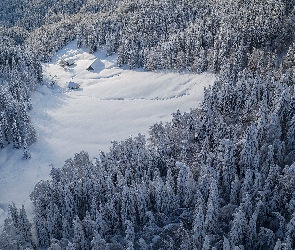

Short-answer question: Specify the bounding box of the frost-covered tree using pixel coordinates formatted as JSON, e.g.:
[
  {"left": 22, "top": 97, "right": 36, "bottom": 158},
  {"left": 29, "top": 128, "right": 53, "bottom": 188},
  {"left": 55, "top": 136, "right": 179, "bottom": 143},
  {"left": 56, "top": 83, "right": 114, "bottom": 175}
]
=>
[
  {"left": 192, "top": 203, "right": 205, "bottom": 249},
  {"left": 73, "top": 216, "right": 86, "bottom": 250},
  {"left": 91, "top": 231, "right": 106, "bottom": 250},
  {"left": 125, "top": 220, "right": 135, "bottom": 249},
  {"left": 230, "top": 207, "right": 247, "bottom": 248},
  {"left": 204, "top": 178, "right": 220, "bottom": 235},
  {"left": 0, "top": 204, "right": 33, "bottom": 249}
]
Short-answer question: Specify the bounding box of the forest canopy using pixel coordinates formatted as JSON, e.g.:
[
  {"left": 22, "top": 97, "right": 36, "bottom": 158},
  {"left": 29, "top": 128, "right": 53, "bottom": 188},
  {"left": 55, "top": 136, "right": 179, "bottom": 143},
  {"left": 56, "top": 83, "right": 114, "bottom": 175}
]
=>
[{"left": 0, "top": 0, "right": 295, "bottom": 249}]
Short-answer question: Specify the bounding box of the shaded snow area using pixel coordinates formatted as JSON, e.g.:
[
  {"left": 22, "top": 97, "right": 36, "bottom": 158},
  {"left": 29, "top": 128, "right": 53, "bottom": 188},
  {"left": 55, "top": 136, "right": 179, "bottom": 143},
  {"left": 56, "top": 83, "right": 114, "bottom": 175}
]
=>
[{"left": 0, "top": 41, "right": 215, "bottom": 229}]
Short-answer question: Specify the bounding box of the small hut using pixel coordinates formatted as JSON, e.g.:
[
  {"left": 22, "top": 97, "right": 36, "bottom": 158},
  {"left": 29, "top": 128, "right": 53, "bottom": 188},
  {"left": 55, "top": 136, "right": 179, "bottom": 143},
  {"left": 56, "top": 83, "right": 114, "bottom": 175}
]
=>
[
  {"left": 68, "top": 81, "right": 80, "bottom": 89},
  {"left": 67, "top": 59, "right": 75, "bottom": 66},
  {"left": 86, "top": 65, "right": 94, "bottom": 71},
  {"left": 59, "top": 59, "right": 67, "bottom": 67},
  {"left": 59, "top": 59, "right": 75, "bottom": 67}
]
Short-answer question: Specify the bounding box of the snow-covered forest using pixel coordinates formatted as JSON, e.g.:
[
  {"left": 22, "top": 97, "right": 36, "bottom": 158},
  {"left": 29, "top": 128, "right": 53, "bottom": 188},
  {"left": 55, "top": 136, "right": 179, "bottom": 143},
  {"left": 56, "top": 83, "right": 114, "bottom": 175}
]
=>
[{"left": 0, "top": 0, "right": 295, "bottom": 249}]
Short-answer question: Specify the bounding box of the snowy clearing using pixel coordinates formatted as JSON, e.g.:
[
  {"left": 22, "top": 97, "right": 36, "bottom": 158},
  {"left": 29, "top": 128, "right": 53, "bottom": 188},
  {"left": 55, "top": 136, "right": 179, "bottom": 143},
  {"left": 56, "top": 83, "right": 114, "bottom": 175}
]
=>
[{"left": 0, "top": 41, "right": 215, "bottom": 229}]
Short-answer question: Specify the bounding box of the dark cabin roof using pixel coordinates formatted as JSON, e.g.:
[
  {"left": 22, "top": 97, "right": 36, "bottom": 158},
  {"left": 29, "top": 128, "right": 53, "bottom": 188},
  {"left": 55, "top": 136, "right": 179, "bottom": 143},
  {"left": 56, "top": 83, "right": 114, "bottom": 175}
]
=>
[{"left": 87, "top": 65, "right": 94, "bottom": 71}]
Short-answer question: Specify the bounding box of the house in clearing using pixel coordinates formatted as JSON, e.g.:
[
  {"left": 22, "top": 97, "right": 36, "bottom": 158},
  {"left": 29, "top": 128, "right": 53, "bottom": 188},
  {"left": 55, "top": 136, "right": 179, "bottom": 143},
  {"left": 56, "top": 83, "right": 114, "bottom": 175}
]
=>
[
  {"left": 86, "top": 58, "right": 104, "bottom": 71},
  {"left": 68, "top": 81, "right": 80, "bottom": 89},
  {"left": 59, "top": 59, "right": 75, "bottom": 67},
  {"left": 86, "top": 65, "right": 94, "bottom": 71}
]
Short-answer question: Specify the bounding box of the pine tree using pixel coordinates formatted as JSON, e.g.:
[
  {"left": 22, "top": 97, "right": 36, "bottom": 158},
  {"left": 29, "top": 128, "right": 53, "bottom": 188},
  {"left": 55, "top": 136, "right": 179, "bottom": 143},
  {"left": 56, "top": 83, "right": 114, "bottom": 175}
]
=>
[
  {"left": 135, "top": 183, "right": 150, "bottom": 223},
  {"left": 46, "top": 200, "right": 61, "bottom": 242},
  {"left": 66, "top": 242, "right": 76, "bottom": 250},
  {"left": 48, "top": 239, "right": 62, "bottom": 250},
  {"left": 223, "top": 236, "right": 231, "bottom": 250},
  {"left": 240, "top": 169, "right": 254, "bottom": 201},
  {"left": 23, "top": 138, "right": 31, "bottom": 159},
  {"left": 18, "top": 204, "right": 32, "bottom": 244},
  {"left": 246, "top": 206, "right": 258, "bottom": 249},
  {"left": 230, "top": 207, "right": 247, "bottom": 248},
  {"left": 153, "top": 172, "right": 164, "bottom": 213},
  {"left": 202, "top": 235, "right": 211, "bottom": 250},
  {"left": 0, "top": 217, "right": 19, "bottom": 249},
  {"left": 192, "top": 203, "right": 205, "bottom": 249},
  {"left": 286, "top": 213, "right": 295, "bottom": 247},
  {"left": 281, "top": 235, "right": 293, "bottom": 250},
  {"left": 91, "top": 230, "right": 106, "bottom": 250},
  {"left": 12, "top": 118, "right": 22, "bottom": 149},
  {"left": 73, "top": 216, "right": 86, "bottom": 250},
  {"left": 125, "top": 220, "right": 135, "bottom": 249},
  {"left": 138, "top": 238, "right": 148, "bottom": 250},
  {"left": 82, "top": 211, "right": 94, "bottom": 247},
  {"left": 204, "top": 178, "right": 220, "bottom": 235},
  {"left": 161, "top": 168, "right": 178, "bottom": 215},
  {"left": 239, "top": 123, "right": 259, "bottom": 175},
  {"left": 0, "top": 121, "right": 4, "bottom": 148},
  {"left": 177, "top": 162, "right": 195, "bottom": 207},
  {"left": 121, "top": 186, "right": 136, "bottom": 224},
  {"left": 274, "top": 238, "right": 282, "bottom": 250},
  {"left": 192, "top": 47, "right": 208, "bottom": 73},
  {"left": 219, "top": 139, "right": 236, "bottom": 200},
  {"left": 0, "top": 203, "right": 33, "bottom": 249},
  {"left": 286, "top": 114, "right": 295, "bottom": 153},
  {"left": 230, "top": 175, "right": 240, "bottom": 205},
  {"left": 0, "top": 111, "right": 10, "bottom": 144},
  {"left": 257, "top": 227, "right": 275, "bottom": 249}
]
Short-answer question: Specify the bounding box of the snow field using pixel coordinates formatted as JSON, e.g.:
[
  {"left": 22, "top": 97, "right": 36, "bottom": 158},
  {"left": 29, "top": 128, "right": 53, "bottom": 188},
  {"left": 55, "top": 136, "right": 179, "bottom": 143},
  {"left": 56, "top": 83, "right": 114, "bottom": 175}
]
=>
[{"left": 0, "top": 41, "right": 215, "bottom": 229}]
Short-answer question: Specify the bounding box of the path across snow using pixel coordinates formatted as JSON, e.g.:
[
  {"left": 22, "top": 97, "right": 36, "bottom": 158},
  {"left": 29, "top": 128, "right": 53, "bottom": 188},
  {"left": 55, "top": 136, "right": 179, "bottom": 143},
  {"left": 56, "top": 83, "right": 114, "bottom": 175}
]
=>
[{"left": 0, "top": 41, "right": 215, "bottom": 229}]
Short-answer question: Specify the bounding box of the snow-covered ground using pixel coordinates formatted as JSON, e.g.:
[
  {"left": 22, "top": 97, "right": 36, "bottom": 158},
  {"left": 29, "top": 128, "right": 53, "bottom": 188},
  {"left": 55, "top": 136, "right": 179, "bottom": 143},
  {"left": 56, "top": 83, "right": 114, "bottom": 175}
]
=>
[{"left": 0, "top": 41, "right": 215, "bottom": 229}]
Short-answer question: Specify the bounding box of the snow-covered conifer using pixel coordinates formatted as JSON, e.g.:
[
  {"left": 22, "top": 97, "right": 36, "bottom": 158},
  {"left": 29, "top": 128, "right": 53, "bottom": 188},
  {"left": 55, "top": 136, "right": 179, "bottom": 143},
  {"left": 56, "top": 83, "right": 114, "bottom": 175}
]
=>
[
  {"left": 239, "top": 124, "right": 259, "bottom": 174},
  {"left": 161, "top": 168, "right": 178, "bottom": 215},
  {"left": 230, "top": 175, "right": 240, "bottom": 205},
  {"left": 0, "top": 122, "right": 4, "bottom": 148},
  {"left": 18, "top": 204, "right": 32, "bottom": 244},
  {"left": 125, "top": 220, "right": 135, "bottom": 248},
  {"left": 91, "top": 230, "right": 106, "bottom": 250},
  {"left": 204, "top": 178, "right": 220, "bottom": 235},
  {"left": 192, "top": 203, "right": 205, "bottom": 249},
  {"left": 230, "top": 207, "right": 247, "bottom": 248},
  {"left": 12, "top": 118, "right": 22, "bottom": 149},
  {"left": 73, "top": 216, "right": 86, "bottom": 250},
  {"left": 23, "top": 138, "right": 31, "bottom": 159},
  {"left": 177, "top": 162, "right": 195, "bottom": 207},
  {"left": 223, "top": 236, "right": 230, "bottom": 250},
  {"left": 121, "top": 186, "right": 136, "bottom": 223},
  {"left": 286, "top": 213, "right": 295, "bottom": 245},
  {"left": 274, "top": 238, "right": 282, "bottom": 250},
  {"left": 48, "top": 239, "right": 62, "bottom": 250},
  {"left": 202, "top": 235, "right": 211, "bottom": 250}
]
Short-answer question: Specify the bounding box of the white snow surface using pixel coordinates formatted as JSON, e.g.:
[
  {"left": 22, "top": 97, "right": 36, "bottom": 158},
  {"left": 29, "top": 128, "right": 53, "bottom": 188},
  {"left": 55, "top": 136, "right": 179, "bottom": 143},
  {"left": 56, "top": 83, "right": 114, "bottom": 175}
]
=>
[{"left": 0, "top": 41, "right": 215, "bottom": 229}]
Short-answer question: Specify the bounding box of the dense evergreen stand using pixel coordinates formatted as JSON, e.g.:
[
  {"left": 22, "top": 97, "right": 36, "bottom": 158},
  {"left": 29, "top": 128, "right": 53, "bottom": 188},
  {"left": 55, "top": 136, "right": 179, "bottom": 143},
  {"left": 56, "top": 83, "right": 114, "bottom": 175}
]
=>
[{"left": 0, "top": 0, "right": 294, "bottom": 249}]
